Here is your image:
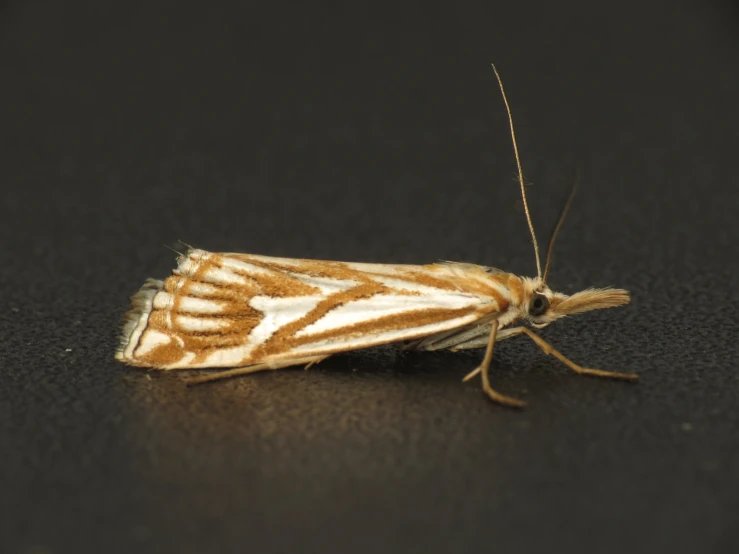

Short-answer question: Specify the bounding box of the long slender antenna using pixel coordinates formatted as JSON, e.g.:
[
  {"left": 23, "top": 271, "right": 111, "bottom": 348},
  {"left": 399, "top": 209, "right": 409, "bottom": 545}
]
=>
[
  {"left": 542, "top": 168, "right": 579, "bottom": 283},
  {"left": 491, "top": 64, "right": 541, "bottom": 279}
]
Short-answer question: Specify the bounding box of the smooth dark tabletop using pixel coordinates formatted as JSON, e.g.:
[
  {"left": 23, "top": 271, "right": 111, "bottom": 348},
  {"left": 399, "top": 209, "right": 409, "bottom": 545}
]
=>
[{"left": 2, "top": 1, "right": 739, "bottom": 553}]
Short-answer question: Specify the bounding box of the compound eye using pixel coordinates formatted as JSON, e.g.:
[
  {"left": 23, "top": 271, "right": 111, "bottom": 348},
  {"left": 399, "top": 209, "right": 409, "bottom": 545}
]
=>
[{"left": 529, "top": 293, "right": 549, "bottom": 317}]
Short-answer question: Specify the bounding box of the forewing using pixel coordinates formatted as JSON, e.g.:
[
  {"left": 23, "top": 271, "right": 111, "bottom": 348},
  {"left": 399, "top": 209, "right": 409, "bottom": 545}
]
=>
[{"left": 116, "top": 249, "right": 506, "bottom": 369}]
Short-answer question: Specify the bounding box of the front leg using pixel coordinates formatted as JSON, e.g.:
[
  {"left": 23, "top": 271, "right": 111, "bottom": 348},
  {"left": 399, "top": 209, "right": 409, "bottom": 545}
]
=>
[
  {"left": 461, "top": 326, "right": 527, "bottom": 382},
  {"left": 471, "top": 320, "right": 526, "bottom": 408},
  {"left": 518, "top": 328, "right": 638, "bottom": 381},
  {"left": 461, "top": 325, "right": 637, "bottom": 385}
]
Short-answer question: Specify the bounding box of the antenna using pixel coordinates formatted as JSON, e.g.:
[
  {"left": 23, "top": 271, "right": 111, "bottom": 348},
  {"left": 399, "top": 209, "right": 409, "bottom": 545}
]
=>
[
  {"left": 490, "top": 64, "right": 542, "bottom": 279},
  {"left": 542, "top": 168, "right": 579, "bottom": 283}
]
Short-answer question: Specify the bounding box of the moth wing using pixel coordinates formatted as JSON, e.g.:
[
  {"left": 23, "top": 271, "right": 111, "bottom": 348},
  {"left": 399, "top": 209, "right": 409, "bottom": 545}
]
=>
[{"left": 117, "top": 249, "right": 508, "bottom": 369}]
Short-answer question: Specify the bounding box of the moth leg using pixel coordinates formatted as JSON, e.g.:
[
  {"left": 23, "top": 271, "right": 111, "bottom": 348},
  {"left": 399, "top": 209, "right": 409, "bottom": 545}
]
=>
[
  {"left": 304, "top": 355, "right": 329, "bottom": 370},
  {"left": 460, "top": 326, "right": 527, "bottom": 381},
  {"left": 519, "top": 327, "right": 638, "bottom": 381},
  {"left": 399, "top": 338, "right": 425, "bottom": 351},
  {"left": 471, "top": 320, "right": 526, "bottom": 409},
  {"left": 186, "top": 355, "right": 328, "bottom": 386},
  {"left": 453, "top": 326, "right": 525, "bottom": 353},
  {"left": 408, "top": 317, "right": 501, "bottom": 352},
  {"left": 401, "top": 327, "right": 464, "bottom": 351},
  {"left": 419, "top": 324, "right": 490, "bottom": 351}
]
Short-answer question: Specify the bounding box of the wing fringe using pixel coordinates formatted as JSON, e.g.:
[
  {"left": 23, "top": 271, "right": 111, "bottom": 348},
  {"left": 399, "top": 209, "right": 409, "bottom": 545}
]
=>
[{"left": 116, "top": 278, "right": 163, "bottom": 357}]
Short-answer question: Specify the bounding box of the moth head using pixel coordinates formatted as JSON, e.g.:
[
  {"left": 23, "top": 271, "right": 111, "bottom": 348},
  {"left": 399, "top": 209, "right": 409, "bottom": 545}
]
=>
[
  {"left": 490, "top": 66, "right": 630, "bottom": 330},
  {"left": 522, "top": 278, "right": 630, "bottom": 329}
]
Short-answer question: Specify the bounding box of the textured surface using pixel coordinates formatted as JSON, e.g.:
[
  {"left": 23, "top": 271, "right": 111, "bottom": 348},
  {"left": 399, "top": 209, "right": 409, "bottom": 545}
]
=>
[{"left": 2, "top": 1, "right": 739, "bottom": 553}]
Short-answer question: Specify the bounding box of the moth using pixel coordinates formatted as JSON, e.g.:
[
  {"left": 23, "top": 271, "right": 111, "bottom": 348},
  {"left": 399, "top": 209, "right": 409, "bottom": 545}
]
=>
[{"left": 116, "top": 65, "right": 636, "bottom": 407}]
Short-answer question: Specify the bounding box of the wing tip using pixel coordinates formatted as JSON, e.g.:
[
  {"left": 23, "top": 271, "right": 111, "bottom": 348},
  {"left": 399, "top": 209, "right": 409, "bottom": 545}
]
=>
[{"left": 117, "top": 278, "right": 164, "bottom": 360}]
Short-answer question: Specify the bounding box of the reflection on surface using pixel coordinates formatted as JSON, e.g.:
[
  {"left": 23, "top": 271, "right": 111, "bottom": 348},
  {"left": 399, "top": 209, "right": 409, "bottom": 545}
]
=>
[{"left": 120, "top": 345, "right": 535, "bottom": 484}]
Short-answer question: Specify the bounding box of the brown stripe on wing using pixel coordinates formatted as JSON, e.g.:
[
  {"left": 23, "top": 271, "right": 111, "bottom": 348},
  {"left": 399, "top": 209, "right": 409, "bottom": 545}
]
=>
[
  {"left": 127, "top": 332, "right": 250, "bottom": 368},
  {"left": 133, "top": 254, "right": 268, "bottom": 367},
  {"left": 206, "top": 254, "right": 321, "bottom": 297},
  {"left": 235, "top": 254, "right": 374, "bottom": 282},
  {"left": 503, "top": 274, "right": 524, "bottom": 306},
  {"left": 172, "top": 277, "right": 258, "bottom": 301},
  {"left": 226, "top": 254, "right": 508, "bottom": 304},
  {"left": 279, "top": 305, "right": 489, "bottom": 355},
  {"left": 483, "top": 276, "right": 510, "bottom": 312},
  {"left": 394, "top": 267, "right": 462, "bottom": 292},
  {"left": 229, "top": 254, "right": 470, "bottom": 295},
  {"left": 159, "top": 288, "right": 261, "bottom": 353},
  {"left": 252, "top": 279, "right": 387, "bottom": 358},
  {"left": 427, "top": 264, "right": 513, "bottom": 309}
]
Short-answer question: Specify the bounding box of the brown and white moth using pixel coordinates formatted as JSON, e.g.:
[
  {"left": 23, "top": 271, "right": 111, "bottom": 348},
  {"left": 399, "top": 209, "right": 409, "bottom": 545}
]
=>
[{"left": 116, "top": 65, "right": 636, "bottom": 407}]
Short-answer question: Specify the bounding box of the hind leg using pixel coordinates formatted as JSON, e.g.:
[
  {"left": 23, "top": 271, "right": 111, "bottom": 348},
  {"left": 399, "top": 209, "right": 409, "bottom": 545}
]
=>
[{"left": 186, "top": 355, "right": 329, "bottom": 386}]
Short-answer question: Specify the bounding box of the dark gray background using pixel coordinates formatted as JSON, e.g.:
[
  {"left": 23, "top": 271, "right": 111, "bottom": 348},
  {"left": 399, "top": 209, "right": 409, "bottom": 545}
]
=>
[{"left": 2, "top": 1, "right": 739, "bottom": 553}]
